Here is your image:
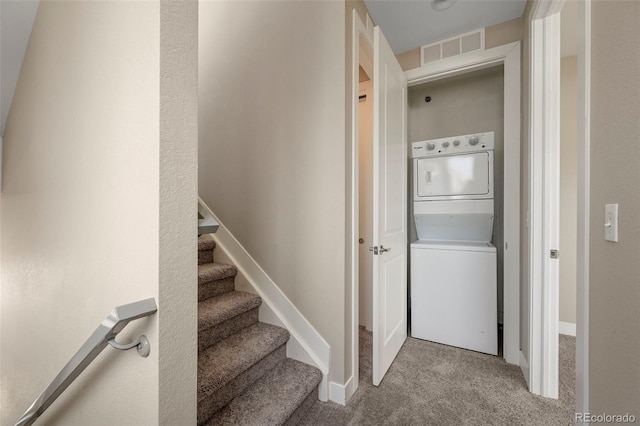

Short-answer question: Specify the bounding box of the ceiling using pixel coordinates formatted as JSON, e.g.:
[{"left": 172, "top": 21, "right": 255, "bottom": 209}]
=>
[
  {"left": 363, "top": 0, "right": 528, "bottom": 54},
  {"left": 1, "top": 0, "right": 40, "bottom": 135}
]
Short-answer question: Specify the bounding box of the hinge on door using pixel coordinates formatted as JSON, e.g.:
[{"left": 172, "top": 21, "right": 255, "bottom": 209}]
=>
[
  {"left": 550, "top": 249, "right": 559, "bottom": 259},
  {"left": 369, "top": 246, "right": 379, "bottom": 255}
]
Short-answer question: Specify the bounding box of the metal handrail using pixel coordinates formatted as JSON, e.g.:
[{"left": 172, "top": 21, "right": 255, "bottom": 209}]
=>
[
  {"left": 15, "top": 298, "right": 158, "bottom": 426},
  {"left": 198, "top": 198, "right": 219, "bottom": 235}
]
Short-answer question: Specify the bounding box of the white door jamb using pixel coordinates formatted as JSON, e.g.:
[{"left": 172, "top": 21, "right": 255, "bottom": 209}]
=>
[
  {"left": 527, "top": 0, "right": 590, "bottom": 408},
  {"left": 575, "top": 0, "right": 591, "bottom": 416},
  {"left": 528, "top": 3, "right": 562, "bottom": 398},
  {"left": 347, "top": 8, "right": 374, "bottom": 405}
]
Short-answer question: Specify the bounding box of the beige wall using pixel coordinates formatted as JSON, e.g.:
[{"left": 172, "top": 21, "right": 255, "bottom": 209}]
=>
[
  {"left": 396, "top": 48, "right": 421, "bottom": 72},
  {"left": 407, "top": 67, "right": 506, "bottom": 320},
  {"left": 199, "top": 1, "right": 347, "bottom": 383},
  {"left": 559, "top": 56, "right": 577, "bottom": 325},
  {"left": 0, "top": 1, "right": 197, "bottom": 424},
  {"left": 396, "top": 17, "right": 523, "bottom": 71},
  {"left": 589, "top": 0, "right": 640, "bottom": 416},
  {"left": 485, "top": 17, "right": 523, "bottom": 50}
]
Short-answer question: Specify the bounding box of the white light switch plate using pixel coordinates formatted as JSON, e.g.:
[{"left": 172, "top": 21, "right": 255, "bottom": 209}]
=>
[{"left": 604, "top": 203, "right": 619, "bottom": 242}]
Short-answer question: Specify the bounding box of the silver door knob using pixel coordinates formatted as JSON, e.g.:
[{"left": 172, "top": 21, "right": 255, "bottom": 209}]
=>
[{"left": 379, "top": 245, "right": 391, "bottom": 253}]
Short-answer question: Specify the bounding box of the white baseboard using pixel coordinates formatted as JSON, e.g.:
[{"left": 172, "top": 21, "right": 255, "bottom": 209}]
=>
[
  {"left": 559, "top": 321, "right": 576, "bottom": 337},
  {"left": 520, "top": 350, "right": 530, "bottom": 389},
  {"left": 200, "top": 199, "right": 331, "bottom": 401},
  {"left": 329, "top": 376, "right": 354, "bottom": 406}
]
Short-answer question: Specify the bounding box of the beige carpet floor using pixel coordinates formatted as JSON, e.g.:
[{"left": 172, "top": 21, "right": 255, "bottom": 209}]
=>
[{"left": 300, "top": 330, "right": 575, "bottom": 425}]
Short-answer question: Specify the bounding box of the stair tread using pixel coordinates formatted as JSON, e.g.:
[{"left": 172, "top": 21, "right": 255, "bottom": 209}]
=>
[
  {"left": 198, "top": 262, "right": 237, "bottom": 284},
  {"left": 198, "top": 238, "right": 217, "bottom": 251},
  {"left": 198, "top": 322, "right": 289, "bottom": 402},
  {"left": 198, "top": 291, "right": 261, "bottom": 332},
  {"left": 208, "top": 359, "right": 323, "bottom": 426}
]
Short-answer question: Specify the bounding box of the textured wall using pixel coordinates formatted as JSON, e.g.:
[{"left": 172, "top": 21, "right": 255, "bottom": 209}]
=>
[
  {"left": 199, "top": 1, "right": 347, "bottom": 383},
  {"left": 0, "top": 1, "right": 160, "bottom": 424},
  {"left": 589, "top": 0, "right": 640, "bottom": 416},
  {"left": 159, "top": 1, "right": 198, "bottom": 424},
  {"left": 559, "top": 55, "right": 577, "bottom": 325}
]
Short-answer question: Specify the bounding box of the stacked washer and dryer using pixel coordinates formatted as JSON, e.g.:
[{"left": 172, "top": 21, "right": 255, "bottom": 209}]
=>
[{"left": 410, "top": 132, "right": 497, "bottom": 356}]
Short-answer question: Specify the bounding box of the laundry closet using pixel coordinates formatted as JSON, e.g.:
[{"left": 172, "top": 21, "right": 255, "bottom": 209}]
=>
[
  {"left": 407, "top": 66, "right": 505, "bottom": 355},
  {"left": 358, "top": 64, "right": 506, "bottom": 354}
]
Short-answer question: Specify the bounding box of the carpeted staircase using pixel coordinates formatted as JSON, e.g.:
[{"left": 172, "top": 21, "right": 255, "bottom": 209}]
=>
[{"left": 198, "top": 237, "right": 323, "bottom": 425}]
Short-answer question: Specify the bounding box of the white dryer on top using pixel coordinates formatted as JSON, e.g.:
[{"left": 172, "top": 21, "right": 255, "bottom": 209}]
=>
[
  {"left": 412, "top": 132, "right": 494, "bottom": 202},
  {"left": 411, "top": 132, "right": 495, "bottom": 242}
]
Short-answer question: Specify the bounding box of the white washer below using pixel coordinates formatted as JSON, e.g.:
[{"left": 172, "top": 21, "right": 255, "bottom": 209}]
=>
[{"left": 410, "top": 240, "right": 497, "bottom": 355}]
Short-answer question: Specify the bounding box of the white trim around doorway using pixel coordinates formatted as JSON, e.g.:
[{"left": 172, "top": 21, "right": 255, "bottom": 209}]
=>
[
  {"left": 405, "top": 41, "right": 522, "bottom": 367},
  {"left": 527, "top": 0, "right": 590, "bottom": 409},
  {"left": 349, "top": 16, "right": 522, "bottom": 405},
  {"left": 347, "top": 8, "right": 374, "bottom": 405},
  {"left": 575, "top": 0, "right": 591, "bottom": 416},
  {"left": 528, "top": 7, "right": 561, "bottom": 399}
]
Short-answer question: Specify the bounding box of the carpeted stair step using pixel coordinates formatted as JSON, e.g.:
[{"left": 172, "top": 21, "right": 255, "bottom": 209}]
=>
[
  {"left": 198, "top": 262, "right": 237, "bottom": 301},
  {"left": 198, "top": 291, "right": 262, "bottom": 352},
  {"left": 198, "top": 238, "right": 217, "bottom": 265},
  {"left": 206, "top": 359, "right": 323, "bottom": 426},
  {"left": 198, "top": 323, "right": 290, "bottom": 425}
]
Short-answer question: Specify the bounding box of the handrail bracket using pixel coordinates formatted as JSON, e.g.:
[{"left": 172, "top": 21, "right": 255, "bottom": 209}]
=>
[{"left": 108, "top": 335, "right": 151, "bottom": 358}]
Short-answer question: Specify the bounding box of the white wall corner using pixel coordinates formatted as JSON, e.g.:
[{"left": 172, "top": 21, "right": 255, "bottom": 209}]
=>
[
  {"left": 520, "top": 350, "right": 530, "bottom": 389},
  {"left": 329, "top": 376, "right": 354, "bottom": 406},
  {"left": 559, "top": 321, "right": 576, "bottom": 337}
]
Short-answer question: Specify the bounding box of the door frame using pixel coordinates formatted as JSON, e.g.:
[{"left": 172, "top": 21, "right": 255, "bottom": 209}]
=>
[
  {"left": 527, "top": 0, "right": 591, "bottom": 408},
  {"left": 349, "top": 11, "right": 522, "bottom": 404},
  {"left": 346, "top": 8, "right": 374, "bottom": 404},
  {"left": 527, "top": 1, "right": 563, "bottom": 399},
  {"left": 405, "top": 41, "right": 522, "bottom": 367}
]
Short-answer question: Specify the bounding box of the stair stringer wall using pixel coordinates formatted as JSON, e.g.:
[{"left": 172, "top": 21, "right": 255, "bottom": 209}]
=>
[
  {"left": 212, "top": 244, "right": 323, "bottom": 380},
  {"left": 200, "top": 200, "right": 331, "bottom": 402}
]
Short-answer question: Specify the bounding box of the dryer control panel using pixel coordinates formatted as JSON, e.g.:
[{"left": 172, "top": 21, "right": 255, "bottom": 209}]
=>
[{"left": 412, "top": 132, "right": 495, "bottom": 158}]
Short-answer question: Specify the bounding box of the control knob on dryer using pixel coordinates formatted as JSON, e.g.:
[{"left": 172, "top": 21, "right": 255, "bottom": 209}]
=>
[
  {"left": 453, "top": 140, "right": 460, "bottom": 147},
  {"left": 442, "top": 141, "right": 450, "bottom": 148},
  {"left": 469, "top": 136, "right": 480, "bottom": 146},
  {"left": 426, "top": 142, "right": 436, "bottom": 151}
]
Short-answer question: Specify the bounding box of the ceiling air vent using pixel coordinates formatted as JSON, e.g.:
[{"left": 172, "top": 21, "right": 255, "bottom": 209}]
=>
[{"left": 420, "top": 28, "right": 485, "bottom": 66}]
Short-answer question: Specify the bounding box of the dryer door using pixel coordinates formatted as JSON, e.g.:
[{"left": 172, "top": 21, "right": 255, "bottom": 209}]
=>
[{"left": 414, "top": 151, "right": 493, "bottom": 201}]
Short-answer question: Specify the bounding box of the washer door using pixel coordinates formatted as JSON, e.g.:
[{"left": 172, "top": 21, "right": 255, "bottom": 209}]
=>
[{"left": 413, "top": 151, "right": 493, "bottom": 201}]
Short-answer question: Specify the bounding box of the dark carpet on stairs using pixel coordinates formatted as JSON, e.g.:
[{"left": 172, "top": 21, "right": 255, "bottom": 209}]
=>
[
  {"left": 299, "top": 330, "right": 575, "bottom": 426},
  {"left": 197, "top": 236, "right": 322, "bottom": 425}
]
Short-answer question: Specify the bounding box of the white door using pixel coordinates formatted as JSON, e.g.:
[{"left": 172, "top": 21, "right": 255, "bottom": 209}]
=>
[{"left": 372, "top": 26, "right": 407, "bottom": 386}]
